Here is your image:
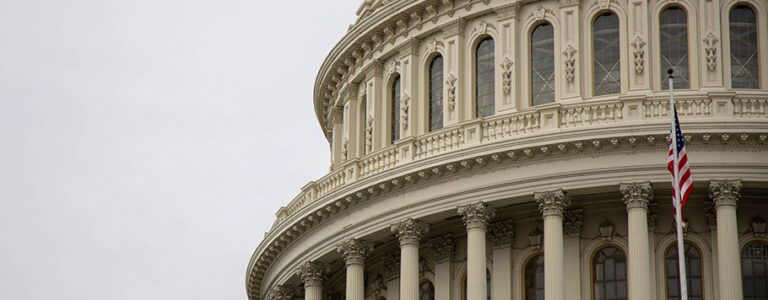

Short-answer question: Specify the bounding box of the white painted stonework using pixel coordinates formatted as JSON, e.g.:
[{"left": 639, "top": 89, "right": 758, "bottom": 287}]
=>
[{"left": 248, "top": 0, "right": 768, "bottom": 299}]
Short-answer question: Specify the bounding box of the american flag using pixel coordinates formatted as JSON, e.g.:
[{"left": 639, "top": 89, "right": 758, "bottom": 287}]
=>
[{"left": 667, "top": 106, "right": 692, "bottom": 212}]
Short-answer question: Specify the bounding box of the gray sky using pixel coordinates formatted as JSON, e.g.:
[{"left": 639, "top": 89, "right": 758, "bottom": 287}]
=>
[{"left": 0, "top": 0, "right": 360, "bottom": 298}]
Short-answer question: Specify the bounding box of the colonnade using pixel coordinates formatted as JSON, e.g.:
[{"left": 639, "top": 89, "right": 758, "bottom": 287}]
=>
[{"left": 271, "top": 179, "right": 744, "bottom": 300}]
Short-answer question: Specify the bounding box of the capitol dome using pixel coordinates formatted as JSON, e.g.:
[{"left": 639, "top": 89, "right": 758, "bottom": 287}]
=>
[{"left": 247, "top": 1, "right": 768, "bottom": 300}]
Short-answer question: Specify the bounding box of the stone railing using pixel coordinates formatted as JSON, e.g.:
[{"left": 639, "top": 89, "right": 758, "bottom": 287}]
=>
[
  {"left": 481, "top": 110, "right": 540, "bottom": 142},
  {"left": 414, "top": 126, "right": 465, "bottom": 159},
  {"left": 274, "top": 93, "right": 768, "bottom": 226}
]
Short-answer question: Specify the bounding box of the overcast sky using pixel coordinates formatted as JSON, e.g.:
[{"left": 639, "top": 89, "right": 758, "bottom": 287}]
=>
[{"left": 0, "top": 0, "right": 361, "bottom": 298}]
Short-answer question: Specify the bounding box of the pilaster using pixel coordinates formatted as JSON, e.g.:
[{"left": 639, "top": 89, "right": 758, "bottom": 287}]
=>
[
  {"left": 431, "top": 234, "right": 455, "bottom": 300},
  {"left": 495, "top": 2, "right": 521, "bottom": 113},
  {"left": 558, "top": 0, "right": 581, "bottom": 100},
  {"left": 490, "top": 221, "right": 514, "bottom": 300},
  {"left": 441, "top": 18, "right": 466, "bottom": 125},
  {"left": 627, "top": 0, "right": 649, "bottom": 91},
  {"left": 700, "top": 0, "right": 724, "bottom": 87}
]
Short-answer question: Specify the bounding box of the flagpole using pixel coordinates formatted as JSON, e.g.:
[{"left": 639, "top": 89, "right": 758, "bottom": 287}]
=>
[{"left": 668, "top": 68, "right": 688, "bottom": 300}]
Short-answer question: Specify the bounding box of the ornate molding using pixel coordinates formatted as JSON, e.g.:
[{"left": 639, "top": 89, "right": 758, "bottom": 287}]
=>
[
  {"left": 501, "top": 57, "right": 513, "bottom": 95},
  {"left": 458, "top": 202, "right": 495, "bottom": 230},
  {"left": 631, "top": 34, "right": 646, "bottom": 75},
  {"left": 297, "top": 261, "right": 329, "bottom": 287},
  {"left": 559, "top": 0, "right": 580, "bottom": 7},
  {"left": 336, "top": 238, "right": 372, "bottom": 266},
  {"left": 381, "top": 253, "right": 400, "bottom": 280},
  {"left": 365, "top": 114, "right": 374, "bottom": 153},
  {"left": 752, "top": 217, "right": 767, "bottom": 238},
  {"left": 430, "top": 234, "right": 455, "bottom": 262},
  {"left": 446, "top": 73, "right": 457, "bottom": 111},
  {"left": 528, "top": 228, "right": 543, "bottom": 250},
  {"left": 592, "top": 0, "right": 611, "bottom": 9},
  {"left": 709, "top": 179, "right": 742, "bottom": 209},
  {"left": 426, "top": 39, "right": 444, "bottom": 53},
  {"left": 563, "top": 44, "right": 577, "bottom": 83},
  {"left": 563, "top": 208, "right": 583, "bottom": 237},
  {"left": 495, "top": 2, "right": 522, "bottom": 20},
  {"left": 391, "top": 218, "right": 429, "bottom": 245},
  {"left": 703, "top": 31, "right": 718, "bottom": 71},
  {"left": 599, "top": 221, "right": 614, "bottom": 241},
  {"left": 488, "top": 221, "right": 515, "bottom": 248},
  {"left": 441, "top": 18, "right": 466, "bottom": 37},
  {"left": 619, "top": 182, "right": 653, "bottom": 210},
  {"left": 473, "top": 20, "right": 495, "bottom": 36},
  {"left": 534, "top": 189, "right": 570, "bottom": 217},
  {"left": 269, "top": 284, "right": 297, "bottom": 300},
  {"left": 529, "top": 6, "right": 552, "bottom": 22},
  {"left": 400, "top": 93, "right": 410, "bottom": 130}
]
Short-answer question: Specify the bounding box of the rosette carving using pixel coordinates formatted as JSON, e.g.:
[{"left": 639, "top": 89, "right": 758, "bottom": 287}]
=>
[
  {"left": 619, "top": 182, "right": 653, "bottom": 210},
  {"left": 457, "top": 202, "right": 495, "bottom": 229},
  {"left": 709, "top": 179, "right": 742, "bottom": 209},
  {"left": 336, "top": 238, "right": 372, "bottom": 266},
  {"left": 430, "top": 234, "right": 455, "bottom": 262},
  {"left": 391, "top": 218, "right": 429, "bottom": 245},
  {"left": 297, "top": 261, "right": 329, "bottom": 287},
  {"left": 534, "top": 189, "right": 570, "bottom": 217}
]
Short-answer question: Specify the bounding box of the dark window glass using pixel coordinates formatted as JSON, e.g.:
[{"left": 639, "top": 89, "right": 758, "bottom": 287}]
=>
[
  {"left": 391, "top": 75, "right": 401, "bottom": 143},
  {"left": 593, "top": 13, "right": 621, "bottom": 95},
  {"left": 660, "top": 7, "right": 689, "bottom": 89},
  {"left": 475, "top": 38, "right": 495, "bottom": 118},
  {"left": 531, "top": 23, "right": 555, "bottom": 106},
  {"left": 429, "top": 56, "right": 444, "bottom": 131},
  {"left": 742, "top": 242, "right": 768, "bottom": 300},
  {"left": 593, "top": 246, "right": 627, "bottom": 300},
  {"left": 665, "top": 243, "right": 704, "bottom": 300},
  {"left": 729, "top": 5, "right": 759, "bottom": 89},
  {"left": 525, "top": 254, "right": 545, "bottom": 300},
  {"left": 419, "top": 280, "right": 435, "bottom": 300}
]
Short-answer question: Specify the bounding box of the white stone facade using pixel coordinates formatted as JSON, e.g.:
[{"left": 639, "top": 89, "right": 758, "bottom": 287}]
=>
[{"left": 248, "top": 0, "right": 768, "bottom": 300}]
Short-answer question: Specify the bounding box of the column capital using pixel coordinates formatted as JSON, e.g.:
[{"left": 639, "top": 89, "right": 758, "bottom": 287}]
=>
[
  {"left": 336, "top": 238, "right": 372, "bottom": 266},
  {"left": 709, "top": 179, "right": 742, "bottom": 209},
  {"left": 297, "top": 261, "right": 329, "bottom": 287},
  {"left": 269, "top": 284, "right": 297, "bottom": 300},
  {"left": 458, "top": 202, "right": 495, "bottom": 230},
  {"left": 382, "top": 253, "right": 400, "bottom": 280},
  {"left": 534, "top": 189, "right": 570, "bottom": 217},
  {"left": 488, "top": 221, "right": 516, "bottom": 248},
  {"left": 391, "top": 218, "right": 429, "bottom": 246},
  {"left": 620, "top": 182, "right": 653, "bottom": 210},
  {"left": 430, "top": 234, "right": 455, "bottom": 263}
]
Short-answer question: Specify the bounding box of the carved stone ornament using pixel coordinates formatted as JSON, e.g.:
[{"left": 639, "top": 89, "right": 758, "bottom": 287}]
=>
[
  {"left": 336, "top": 238, "right": 372, "bottom": 266},
  {"left": 446, "top": 73, "right": 457, "bottom": 111},
  {"left": 419, "top": 259, "right": 430, "bottom": 276},
  {"left": 703, "top": 31, "right": 719, "bottom": 71},
  {"left": 534, "top": 189, "right": 570, "bottom": 217},
  {"left": 457, "top": 202, "right": 495, "bottom": 229},
  {"left": 752, "top": 217, "right": 767, "bottom": 238},
  {"left": 430, "top": 234, "right": 455, "bottom": 262},
  {"left": 474, "top": 21, "right": 495, "bottom": 36},
  {"left": 381, "top": 253, "right": 400, "bottom": 280},
  {"left": 709, "top": 179, "right": 742, "bottom": 209},
  {"left": 391, "top": 218, "right": 429, "bottom": 245},
  {"left": 427, "top": 39, "right": 442, "bottom": 53},
  {"left": 599, "top": 221, "right": 614, "bottom": 241},
  {"left": 531, "top": 6, "right": 549, "bottom": 21},
  {"left": 562, "top": 44, "right": 577, "bottom": 82},
  {"left": 442, "top": 0, "right": 455, "bottom": 16},
  {"left": 269, "top": 284, "right": 297, "bottom": 300},
  {"left": 400, "top": 93, "right": 410, "bottom": 130},
  {"left": 501, "top": 57, "right": 513, "bottom": 95},
  {"left": 563, "top": 208, "right": 583, "bottom": 237},
  {"left": 342, "top": 138, "right": 349, "bottom": 161},
  {"left": 528, "top": 228, "right": 543, "bottom": 250},
  {"left": 297, "top": 261, "right": 329, "bottom": 287},
  {"left": 365, "top": 115, "right": 373, "bottom": 153},
  {"left": 703, "top": 201, "right": 717, "bottom": 229},
  {"left": 619, "top": 182, "right": 653, "bottom": 210},
  {"left": 594, "top": 0, "right": 611, "bottom": 9},
  {"left": 368, "top": 275, "right": 387, "bottom": 297},
  {"left": 648, "top": 201, "right": 659, "bottom": 228},
  {"left": 631, "top": 34, "right": 646, "bottom": 75},
  {"left": 488, "top": 221, "right": 516, "bottom": 248}
]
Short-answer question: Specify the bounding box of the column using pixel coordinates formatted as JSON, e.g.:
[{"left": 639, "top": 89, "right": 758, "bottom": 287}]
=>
[
  {"left": 458, "top": 202, "right": 495, "bottom": 300},
  {"left": 269, "top": 284, "right": 296, "bottom": 300},
  {"left": 534, "top": 189, "right": 570, "bottom": 300},
  {"left": 298, "top": 261, "right": 329, "bottom": 300},
  {"left": 430, "top": 234, "right": 455, "bottom": 300},
  {"left": 391, "top": 218, "right": 429, "bottom": 300},
  {"left": 489, "top": 221, "right": 514, "bottom": 300},
  {"left": 337, "top": 238, "right": 372, "bottom": 300},
  {"left": 619, "top": 182, "right": 653, "bottom": 300},
  {"left": 710, "top": 179, "right": 743, "bottom": 300}
]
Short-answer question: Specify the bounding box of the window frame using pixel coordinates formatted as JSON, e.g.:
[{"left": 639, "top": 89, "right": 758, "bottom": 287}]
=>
[
  {"left": 663, "top": 241, "right": 705, "bottom": 300},
  {"left": 726, "top": 3, "right": 761, "bottom": 89},
  {"left": 741, "top": 240, "right": 768, "bottom": 300},
  {"left": 389, "top": 74, "right": 401, "bottom": 144},
  {"left": 474, "top": 37, "right": 495, "bottom": 118},
  {"left": 530, "top": 21, "right": 556, "bottom": 106},
  {"left": 591, "top": 11, "right": 622, "bottom": 96},
  {"left": 590, "top": 245, "right": 628, "bottom": 300},
  {"left": 522, "top": 253, "right": 545, "bottom": 300},
  {"left": 428, "top": 54, "right": 444, "bottom": 132}
]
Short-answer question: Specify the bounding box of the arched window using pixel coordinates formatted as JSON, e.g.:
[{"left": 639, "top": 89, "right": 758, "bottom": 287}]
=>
[
  {"left": 665, "top": 242, "right": 703, "bottom": 300},
  {"left": 461, "top": 269, "right": 491, "bottom": 300},
  {"left": 524, "top": 254, "right": 545, "bottom": 300},
  {"left": 660, "top": 7, "right": 689, "bottom": 89},
  {"left": 729, "top": 5, "right": 759, "bottom": 89},
  {"left": 420, "top": 280, "right": 435, "bottom": 300},
  {"left": 429, "top": 55, "right": 444, "bottom": 131},
  {"left": 742, "top": 242, "right": 768, "bottom": 300},
  {"left": 592, "top": 246, "right": 627, "bottom": 300},
  {"left": 531, "top": 23, "right": 555, "bottom": 106},
  {"left": 593, "top": 13, "right": 621, "bottom": 96},
  {"left": 475, "top": 38, "right": 495, "bottom": 118},
  {"left": 391, "top": 75, "right": 401, "bottom": 144}
]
